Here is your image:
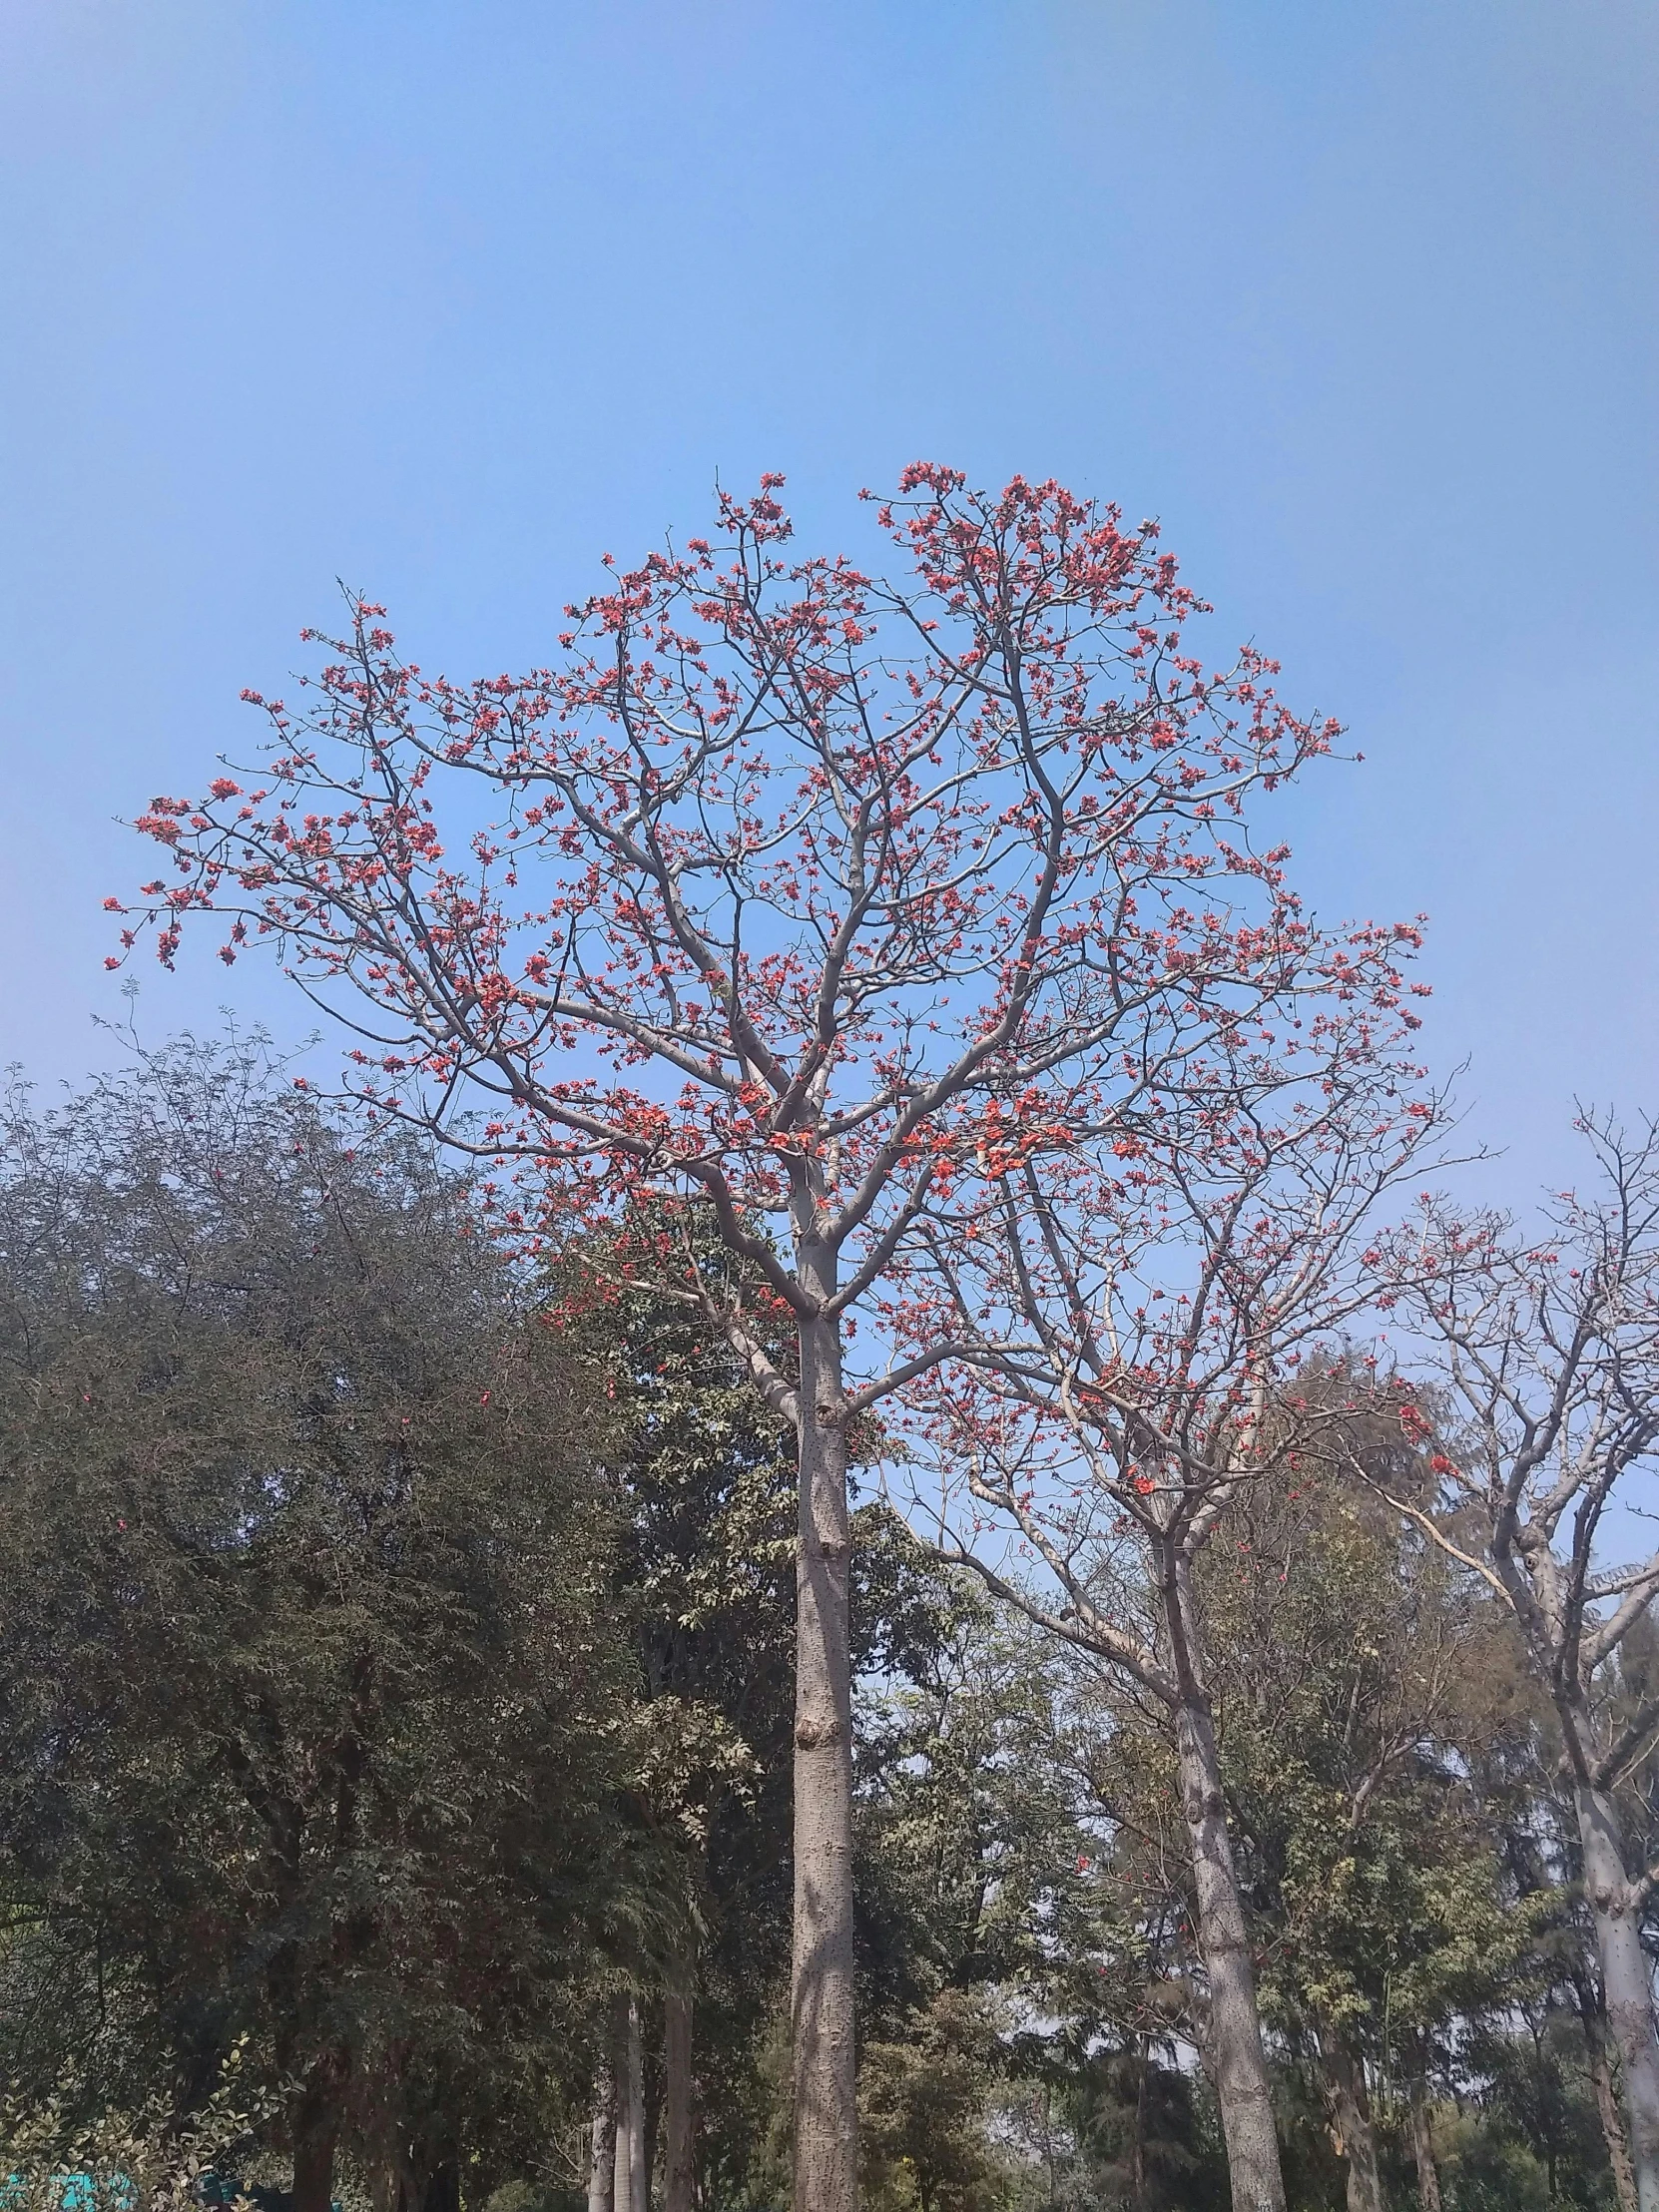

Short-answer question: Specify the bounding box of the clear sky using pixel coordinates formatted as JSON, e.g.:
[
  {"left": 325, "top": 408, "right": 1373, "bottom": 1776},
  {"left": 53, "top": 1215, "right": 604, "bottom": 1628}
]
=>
[{"left": 2, "top": 1, "right": 1655, "bottom": 1208}]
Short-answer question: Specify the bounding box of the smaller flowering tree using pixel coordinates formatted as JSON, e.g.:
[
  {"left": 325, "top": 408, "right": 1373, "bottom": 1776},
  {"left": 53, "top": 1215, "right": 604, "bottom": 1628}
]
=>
[
  {"left": 116, "top": 465, "right": 1410, "bottom": 2212},
  {"left": 1374, "top": 1119, "right": 1659, "bottom": 2212},
  {"left": 893, "top": 993, "right": 1448, "bottom": 2212}
]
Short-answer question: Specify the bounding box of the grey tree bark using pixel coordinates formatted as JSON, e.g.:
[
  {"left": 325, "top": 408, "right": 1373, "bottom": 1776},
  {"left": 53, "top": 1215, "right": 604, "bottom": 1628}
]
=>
[
  {"left": 1404, "top": 2049, "right": 1441, "bottom": 2212},
  {"left": 791, "top": 1283, "right": 856, "bottom": 2212},
  {"left": 1574, "top": 1777, "right": 1659, "bottom": 2212},
  {"left": 1577, "top": 1966, "right": 1641, "bottom": 2212},
  {"left": 614, "top": 1997, "right": 645, "bottom": 2212},
  {"left": 1173, "top": 1692, "right": 1285, "bottom": 2212},
  {"left": 1165, "top": 1553, "right": 1285, "bottom": 2212},
  {"left": 589, "top": 1999, "right": 622, "bottom": 2212},
  {"left": 589, "top": 2083, "right": 618, "bottom": 2212},
  {"left": 629, "top": 1998, "right": 647, "bottom": 2212},
  {"left": 643, "top": 2016, "right": 661, "bottom": 2212},
  {"left": 664, "top": 1988, "right": 695, "bottom": 2212},
  {"left": 1321, "top": 2028, "right": 1384, "bottom": 2212}
]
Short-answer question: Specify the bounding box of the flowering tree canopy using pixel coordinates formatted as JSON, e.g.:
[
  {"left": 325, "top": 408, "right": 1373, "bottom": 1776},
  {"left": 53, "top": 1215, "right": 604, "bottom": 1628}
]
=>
[
  {"left": 896, "top": 982, "right": 1447, "bottom": 1672},
  {"left": 117, "top": 465, "right": 1428, "bottom": 2212},
  {"left": 117, "top": 466, "right": 1413, "bottom": 1377}
]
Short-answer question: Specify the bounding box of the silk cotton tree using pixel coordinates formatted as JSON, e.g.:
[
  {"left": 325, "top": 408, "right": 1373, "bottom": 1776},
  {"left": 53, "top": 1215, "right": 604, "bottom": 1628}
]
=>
[
  {"left": 892, "top": 989, "right": 1446, "bottom": 2212},
  {"left": 1374, "top": 1119, "right": 1659, "bottom": 2212},
  {"left": 122, "top": 464, "right": 1381, "bottom": 2212}
]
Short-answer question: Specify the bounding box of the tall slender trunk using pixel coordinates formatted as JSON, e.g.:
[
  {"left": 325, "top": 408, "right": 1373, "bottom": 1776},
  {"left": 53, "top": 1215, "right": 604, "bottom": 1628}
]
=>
[
  {"left": 792, "top": 1285, "right": 856, "bottom": 2212},
  {"left": 589, "top": 1998, "right": 623, "bottom": 2212},
  {"left": 613, "top": 2086, "right": 633, "bottom": 2212},
  {"left": 1131, "top": 2038, "right": 1151, "bottom": 2212},
  {"left": 1322, "top": 2027, "right": 1384, "bottom": 2212},
  {"left": 1166, "top": 1560, "right": 1285, "bottom": 2212},
  {"left": 643, "top": 2004, "right": 662, "bottom": 2212},
  {"left": 614, "top": 1996, "right": 645, "bottom": 2212},
  {"left": 1578, "top": 1967, "right": 1640, "bottom": 2212},
  {"left": 664, "top": 1987, "right": 695, "bottom": 2212},
  {"left": 1573, "top": 1776, "right": 1659, "bottom": 2212},
  {"left": 635, "top": 2002, "right": 647, "bottom": 2212},
  {"left": 1405, "top": 2049, "right": 1441, "bottom": 2212}
]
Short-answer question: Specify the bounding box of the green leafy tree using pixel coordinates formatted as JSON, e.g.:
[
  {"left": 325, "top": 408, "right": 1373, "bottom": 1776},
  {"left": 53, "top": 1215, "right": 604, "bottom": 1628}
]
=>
[
  {"left": 0, "top": 1038, "right": 644, "bottom": 2212},
  {"left": 1195, "top": 1465, "right": 1526, "bottom": 2212},
  {"left": 855, "top": 1600, "right": 1120, "bottom": 2212}
]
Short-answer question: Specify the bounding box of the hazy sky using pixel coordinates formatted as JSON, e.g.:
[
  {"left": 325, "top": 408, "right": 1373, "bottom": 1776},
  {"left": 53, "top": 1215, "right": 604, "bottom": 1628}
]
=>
[{"left": 2, "top": 1, "right": 1655, "bottom": 1208}]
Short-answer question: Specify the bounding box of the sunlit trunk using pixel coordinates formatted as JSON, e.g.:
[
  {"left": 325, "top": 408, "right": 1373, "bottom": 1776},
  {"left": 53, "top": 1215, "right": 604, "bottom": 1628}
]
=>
[
  {"left": 792, "top": 1267, "right": 856, "bottom": 2212},
  {"left": 589, "top": 1998, "right": 623, "bottom": 2212},
  {"left": 1574, "top": 1775, "right": 1659, "bottom": 2212},
  {"left": 1580, "top": 1972, "right": 1641, "bottom": 2212},
  {"left": 1166, "top": 1553, "right": 1285, "bottom": 2212},
  {"left": 614, "top": 1997, "right": 645, "bottom": 2212}
]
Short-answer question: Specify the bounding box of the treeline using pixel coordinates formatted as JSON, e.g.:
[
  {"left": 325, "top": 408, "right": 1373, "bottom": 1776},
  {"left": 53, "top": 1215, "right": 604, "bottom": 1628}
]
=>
[{"left": 0, "top": 1037, "right": 1653, "bottom": 2212}]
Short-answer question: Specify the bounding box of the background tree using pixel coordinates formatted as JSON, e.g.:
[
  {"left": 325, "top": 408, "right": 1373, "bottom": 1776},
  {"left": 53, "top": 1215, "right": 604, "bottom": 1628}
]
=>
[
  {"left": 1191, "top": 1446, "right": 1525, "bottom": 2212},
  {"left": 902, "top": 966, "right": 1442, "bottom": 2210},
  {"left": 0, "top": 1038, "right": 647, "bottom": 2212},
  {"left": 1379, "top": 1116, "right": 1659, "bottom": 2209},
  {"left": 117, "top": 464, "right": 1380, "bottom": 2212},
  {"left": 853, "top": 1597, "right": 1098, "bottom": 2212},
  {"left": 564, "top": 1236, "right": 797, "bottom": 2212},
  {"left": 5, "top": 1042, "right": 1646, "bottom": 2212}
]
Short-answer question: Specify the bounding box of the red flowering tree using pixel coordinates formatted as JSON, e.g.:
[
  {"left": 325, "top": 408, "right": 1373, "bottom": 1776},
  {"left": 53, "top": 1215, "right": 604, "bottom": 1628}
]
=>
[
  {"left": 118, "top": 466, "right": 1410, "bottom": 2212},
  {"left": 1373, "top": 1121, "right": 1659, "bottom": 2210},
  {"left": 887, "top": 977, "right": 1445, "bottom": 2212}
]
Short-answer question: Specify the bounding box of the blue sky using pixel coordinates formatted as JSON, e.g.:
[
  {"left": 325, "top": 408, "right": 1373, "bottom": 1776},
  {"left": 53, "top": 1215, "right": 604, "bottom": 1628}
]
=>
[{"left": 2, "top": 1, "right": 1655, "bottom": 1207}]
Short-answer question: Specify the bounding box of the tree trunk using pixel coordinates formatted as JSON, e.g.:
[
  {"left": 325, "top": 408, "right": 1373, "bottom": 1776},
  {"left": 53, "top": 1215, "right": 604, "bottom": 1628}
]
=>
[
  {"left": 664, "top": 1989, "right": 695, "bottom": 2212},
  {"left": 792, "top": 1295, "right": 856, "bottom": 2212},
  {"left": 589, "top": 1999, "right": 623, "bottom": 2212},
  {"left": 614, "top": 1996, "right": 646, "bottom": 2212},
  {"left": 632, "top": 1998, "right": 649, "bottom": 2212},
  {"left": 417, "top": 2158, "right": 459, "bottom": 2212},
  {"left": 1580, "top": 1968, "right": 1641, "bottom": 2212},
  {"left": 1131, "top": 2038, "right": 1151, "bottom": 2212},
  {"left": 1322, "top": 2028, "right": 1384, "bottom": 2212},
  {"left": 1406, "top": 2058, "right": 1441, "bottom": 2212},
  {"left": 1574, "top": 1776, "right": 1659, "bottom": 2212},
  {"left": 290, "top": 2057, "right": 344, "bottom": 2212},
  {"left": 1173, "top": 1687, "right": 1285, "bottom": 2211},
  {"left": 643, "top": 2001, "right": 662, "bottom": 2212}
]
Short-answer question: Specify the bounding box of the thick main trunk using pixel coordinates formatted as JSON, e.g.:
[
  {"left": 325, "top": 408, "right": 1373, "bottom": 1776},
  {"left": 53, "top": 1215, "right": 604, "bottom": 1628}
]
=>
[
  {"left": 290, "top": 2058, "right": 344, "bottom": 2212},
  {"left": 664, "top": 1988, "right": 694, "bottom": 2212},
  {"left": 1322, "top": 2028, "right": 1384, "bottom": 2212},
  {"left": 792, "top": 1297, "right": 856, "bottom": 2212},
  {"left": 415, "top": 2159, "right": 458, "bottom": 2212},
  {"left": 1580, "top": 1970, "right": 1641, "bottom": 2212},
  {"left": 1173, "top": 1689, "right": 1285, "bottom": 2212},
  {"left": 1574, "top": 1777, "right": 1659, "bottom": 2212}
]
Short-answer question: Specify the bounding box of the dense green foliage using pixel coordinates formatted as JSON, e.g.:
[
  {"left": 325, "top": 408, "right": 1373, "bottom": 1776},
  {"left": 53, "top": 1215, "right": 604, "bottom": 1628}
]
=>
[{"left": 1, "top": 1042, "right": 1654, "bottom": 2212}]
